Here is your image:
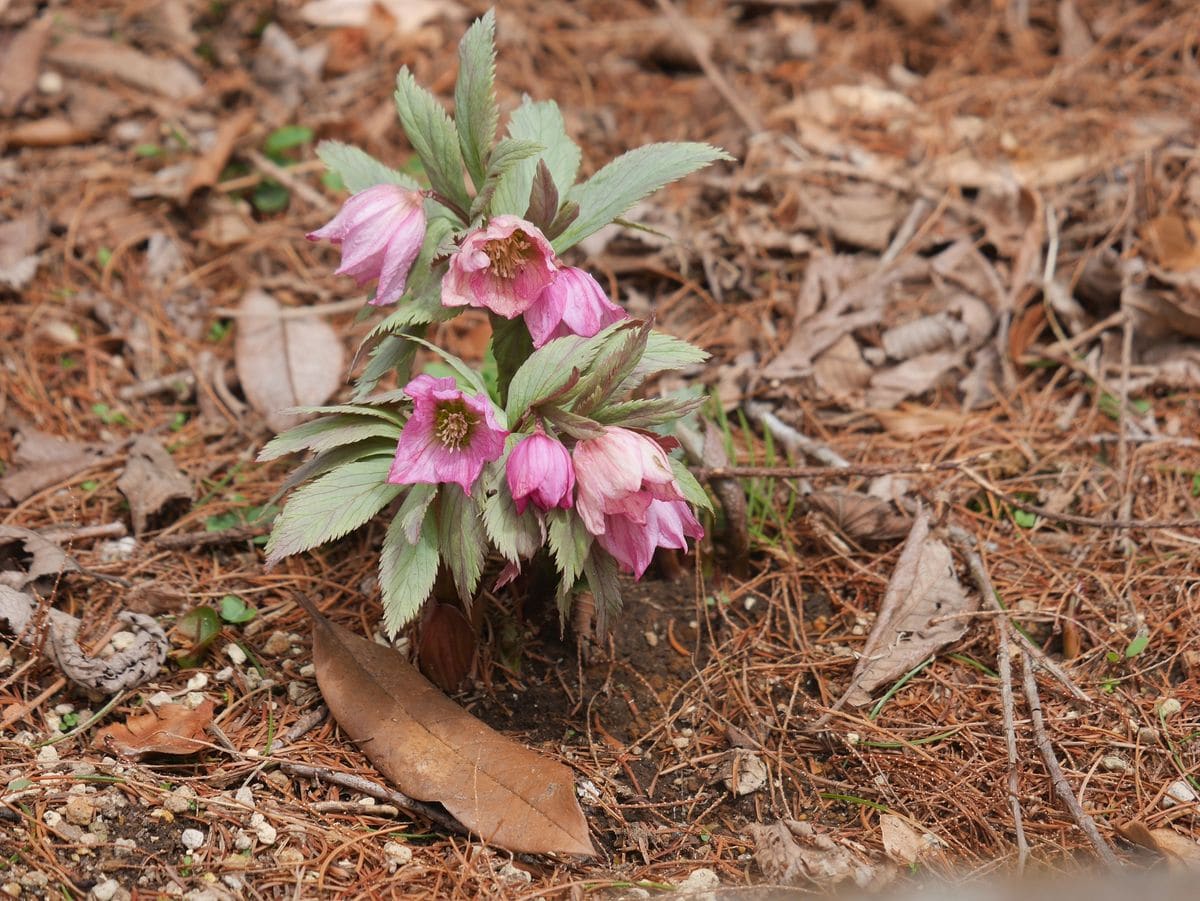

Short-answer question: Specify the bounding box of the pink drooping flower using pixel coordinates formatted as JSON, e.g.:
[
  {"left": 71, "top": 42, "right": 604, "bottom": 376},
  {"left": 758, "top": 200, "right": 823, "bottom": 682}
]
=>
[
  {"left": 441, "top": 215, "right": 559, "bottom": 318},
  {"left": 306, "top": 184, "right": 427, "bottom": 306},
  {"left": 573, "top": 427, "right": 703, "bottom": 578},
  {"left": 506, "top": 427, "right": 575, "bottom": 514},
  {"left": 524, "top": 267, "right": 627, "bottom": 348},
  {"left": 387, "top": 375, "right": 507, "bottom": 496}
]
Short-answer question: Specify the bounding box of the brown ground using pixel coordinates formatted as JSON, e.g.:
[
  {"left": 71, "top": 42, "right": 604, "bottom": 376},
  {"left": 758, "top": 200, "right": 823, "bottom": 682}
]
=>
[{"left": 2, "top": 0, "right": 1200, "bottom": 898}]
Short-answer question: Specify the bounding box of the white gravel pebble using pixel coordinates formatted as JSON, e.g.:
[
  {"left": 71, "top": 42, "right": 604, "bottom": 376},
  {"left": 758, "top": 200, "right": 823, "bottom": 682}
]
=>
[
  {"left": 224, "top": 643, "right": 247, "bottom": 666},
  {"left": 233, "top": 786, "right": 254, "bottom": 808},
  {"left": 1162, "top": 779, "right": 1198, "bottom": 808},
  {"left": 250, "top": 812, "right": 277, "bottom": 846},
  {"left": 36, "top": 745, "right": 59, "bottom": 763},
  {"left": 180, "top": 828, "right": 205, "bottom": 851},
  {"left": 185, "top": 673, "right": 208, "bottom": 692},
  {"left": 90, "top": 879, "right": 120, "bottom": 901},
  {"left": 383, "top": 842, "right": 412, "bottom": 870}
]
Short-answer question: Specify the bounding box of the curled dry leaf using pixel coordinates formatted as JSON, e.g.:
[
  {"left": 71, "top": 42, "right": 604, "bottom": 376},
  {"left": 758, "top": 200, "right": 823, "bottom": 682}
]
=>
[
  {"left": 837, "top": 507, "right": 977, "bottom": 708},
  {"left": 234, "top": 290, "right": 346, "bottom": 432},
  {"left": 0, "top": 211, "right": 48, "bottom": 291},
  {"left": 0, "top": 525, "right": 81, "bottom": 589},
  {"left": 749, "top": 819, "right": 878, "bottom": 890},
  {"left": 1115, "top": 821, "right": 1200, "bottom": 870},
  {"left": 117, "top": 436, "right": 193, "bottom": 535},
  {"left": 808, "top": 490, "right": 911, "bottom": 544},
  {"left": 93, "top": 700, "right": 216, "bottom": 756},
  {"left": 0, "top": 16, "right": 52, "bottom": 117},
  {"left": 879, "top": 813, "right": 933, "bottom": 866},
  {"left": 417, "top": 602, "right": 476, "bottom": 692},
  {"left": 295, "top": 594, "right": 594, "bottom": 857},
  {"left": 46, "top": 35, "right": 202, "bottom": 101}
]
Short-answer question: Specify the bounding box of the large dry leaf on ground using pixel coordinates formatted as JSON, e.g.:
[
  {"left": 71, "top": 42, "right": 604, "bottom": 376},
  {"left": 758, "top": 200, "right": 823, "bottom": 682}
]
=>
[
  {"left": 46, "top": 35, "right": 202, "bottom": 100},
  {"left": 838, "top": 508, "right": 977, "bottom": 708},
  {"left": 300, "top": 0, "right": 463, "bottom": 33},
  {"left": 748, "top": 820, "right": 878, "bottom": 889},
  {"left": 0, "top": 211, "right": 48, "bottom": 291},
  {"left": 808, "top": 490, "right": 911, "bottom": 544},
  {"left": 1116, "top": 821, "right": 1200, "bottom": 870},
  {"left": 298, "top": 595, "right": 594, "bottom": 856},
  {"left": 0, "top": 425, "right": 108, "bottom": 504},
  {"left": 866, "top": 350, "right": 964, "bottom": 410},
  {"left": 93, "top": 700, "right": 215, "bottom": 756},
  {"left": 117, "top": 436, "right": 193, "bottom": 535},
  {"left": 234, "top": 290, "right": 345, "bottom": 432}
]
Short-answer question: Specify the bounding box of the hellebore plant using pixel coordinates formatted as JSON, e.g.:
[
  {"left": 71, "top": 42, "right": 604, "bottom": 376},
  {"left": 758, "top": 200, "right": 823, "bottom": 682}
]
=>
[{"left": 261, "top": 10, "right": 730, "bottom": 636}]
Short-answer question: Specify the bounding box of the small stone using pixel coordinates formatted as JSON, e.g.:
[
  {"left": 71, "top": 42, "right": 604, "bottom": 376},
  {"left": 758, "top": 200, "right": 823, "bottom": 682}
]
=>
[
  {"left": 185, "top": 673, "right": 208, "bottom": 692},
  {"left": 213, "top": 667, "right": 234, "bottom": 683},
  {"left": 576, "top": 780, "right": 601, "bottom": 804},
  {"left": 233, "top": 831, "right": 253, "bottom": 852},
  {"left": 1137, "top": 726, "right": 1158, "bottom": 743},
  {"left": 1101, "top": 755, "right": 1128, "bottom": 772},
  {"left": 299, "top": 664, "right": 315, "bottom": 678},
  {"left": 671, "top": 736, "right": 689, "bottom": 750},
  {"left": 383, "top": 841, "right": 412, "bottom": 870},
  {"left": 98, "top": 537, "right": 137, "bottom": 562},
  {"left": 108, "top": 632, "right": 136, "bottom": 653},
  {"left": 53, "top": 703, "right": 75, "bottom": 716},
  {"left": 3, "top": 883, "right": 22, "bottom": 898},
  {"left": 146, "top": 691, "right": 174, "bottom": 708},
  {"left": 36, "top": 745, "right": 60, "bottom": 764},
  {"left": 1157, "top": 698, "right": 1182, "bottom": 719},
  {"left": 184, "top": 692, "right": 207, "bottom": 708},
  {"left": 1163, "top": 779, "right": 1198, "bottom": 808},
  {"left": 722, "top": 751, "right": 768, "bottom": 797},
  {"left": 163, "top": 787, "right": 195, "bottom": 814},
  {"left": 180, "top": 828, "right": 205, "bottom": 851},
  {"left": 275, "top": 847, "right": 304, "bottom": 866},
  {"left": 679, "top": 868, "right": 720, "bottom": 892},
  {"left": 233, "top": 786, "right": 254, "bottom": 808},
  {"left": 44, "top": 810, "right": 63, "bottom": 827},
  {"left": 20, "top": 872, "right": 48, "bottom": 889},
  {"left": 224, "top": 643, "right": 247, "bottom": 666},
  {"left": 263, "top": 770, "right": 290, "bottom": 790},
  {"left": 64, "top": 794, "right": 96, "bottom": 826},
  {"left": 250, "top": 813, "right": 277, "bottom": 846},
  {"left": 498, "top": 861, "right": 531, "bottom": 884},
  {"left": 114, "top": 838, "right": 136, "bottom": 855},
  {"left": 644, "top": 630, "right": 658, "bottom": 648},
  {"left": 263, "top": 631, "right": 291, "bottom": 656},
  {"left": 91, "top": 878, "right": 120, "bottom": 901}
]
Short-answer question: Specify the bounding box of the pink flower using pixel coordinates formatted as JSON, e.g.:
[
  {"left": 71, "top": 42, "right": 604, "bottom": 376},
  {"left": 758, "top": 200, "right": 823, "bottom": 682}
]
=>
[
  {"left": 441, "top": 215, "right": 559, "bottom": 318},
  {"left": 506, "top": 427, "right": 575, "bottom": 514},
  {"left": 307, "top": 184, "right": 427, "bottom": 306},
  {"left": 573, "top": 428, "right": 703, "bottom": 578},
  {"left": 524, "top": 267, "right": 627, "bottom": 348},
  {"left": 387, "top": 375, "right": 507, "bottom": 495}
]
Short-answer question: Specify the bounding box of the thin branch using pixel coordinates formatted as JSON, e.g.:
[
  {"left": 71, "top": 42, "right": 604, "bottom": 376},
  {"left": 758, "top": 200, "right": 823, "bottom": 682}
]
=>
[
  {"left": 1019, "top": 649, "right": 1120, "bottom": 866},
  {"left": 995, "top": 618, "right": 1029, "bottom": 871}
]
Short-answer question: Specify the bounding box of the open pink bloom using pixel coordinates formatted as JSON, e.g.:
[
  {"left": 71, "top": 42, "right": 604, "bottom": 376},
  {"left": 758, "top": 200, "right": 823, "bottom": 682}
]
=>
[
  {"left": 441, "top": 215, "right": 559, "bottom": 318},
  {"left": 387, "top": 375, "right": 507, "bottom": 496},
  {"left": 524, "top": 267, "right": 627, "bottom": 348},
  {"left": 506, "top": 427, "right": 575, "bottom": 514},
  {"left": 307, "top": 184, "right": 426, "bottom": 306},
  {"left": 573, "top": 427, "right": 703, "bottom": 578}
]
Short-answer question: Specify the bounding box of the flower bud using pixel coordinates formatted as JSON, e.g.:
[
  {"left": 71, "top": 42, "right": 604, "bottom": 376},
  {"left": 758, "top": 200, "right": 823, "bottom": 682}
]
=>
[{"left": 506, "top": 428, "right": 575, "bottom": 514}]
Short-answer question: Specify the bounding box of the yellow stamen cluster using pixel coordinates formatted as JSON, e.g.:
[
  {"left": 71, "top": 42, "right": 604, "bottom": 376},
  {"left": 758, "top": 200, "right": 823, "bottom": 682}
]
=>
[{"left": 483, "top": 231, "right": 533, "bottom": 279}]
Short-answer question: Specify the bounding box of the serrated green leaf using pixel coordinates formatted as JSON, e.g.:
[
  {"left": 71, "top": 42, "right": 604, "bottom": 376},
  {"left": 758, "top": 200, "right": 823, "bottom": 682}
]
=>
[
  {"left": 437, "top": 485, "right": 486, "bottom": 603},
  {"left": 491, "top": 99, "right": 582, "bottom": 217},
  {"left": 554, "top": 142, "right": 732, "bottom": 252},
  {"left": 539, "top": 405, "right": 606, "bottom": 440},
  {"left": 482, "top": 456, "right": 543, "bottom": 561},
  {"left": 265, "top": 457, "right": 402, "bottom": 564},
  {"left": 316, "top": 140, "right": 420, "bottom": 193},
  {"left": 569, "top": 320, "right": 652, "bottom": 416},
  {"left": 258, "top": 415, "right": 402, "bottom": 461},
  {"left": 489, "top": 311, "right": 535, "bottom": 408},
  {"left": 547, "top": 509, "right": 591, "bottom": 590},
  {"left": 394, "top": 68, "right": 470, "bottom": 216},
  {"left": 470, "top": 137, "right": 544, "bottom": 220},
  {"left": 396, "top": 483, "right": 437, "bottom": 544},
  {"left": 591, "top": 394, "right": 706, "bottom": 428},
  {"left": 454, "top": 9, "right": 498, "bottom": 189},
  {"left": 617, "top": 330, "right": 710, "bottom": 395},
  {"left": 277, "top": 404, "right": 404, "bottom": 424},
  {"left": 380, "top": 506, "right": 439, "bottom": 637},
  {"left": 353, "top": 334, "right": 419, "bottom": 400},
  {"left": 504, "top": 322, "right": 627, "bottom": 420},
  {"left": 263, "top": 438, "right": 398, "bottom": 509},
  {"left": 669, "top": 456, "right": 713, "bottom": 513},
  {"left": 582, "top": 547, "right": 623, "bottom": 631}
]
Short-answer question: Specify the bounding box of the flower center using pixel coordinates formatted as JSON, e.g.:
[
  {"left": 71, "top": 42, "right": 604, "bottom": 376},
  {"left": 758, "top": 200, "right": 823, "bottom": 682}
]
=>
[
  {"left": 434, "top": 402, "right": 476, "bottom": 450},
  {"left": 483, "top": 231, "right": 533, "bottom": 279}
]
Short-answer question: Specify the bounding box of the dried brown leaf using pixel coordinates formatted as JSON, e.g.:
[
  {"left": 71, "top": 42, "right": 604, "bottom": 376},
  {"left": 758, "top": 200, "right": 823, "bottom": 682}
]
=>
[
  {"left": 1116, "top": 821, "right": 1200, "bottom": 869},
  {"left": 298, "top": 595, "right": 594, "bottom": 856},
  {"left": 839, "top": 508, "right": 977, "bottom": 707},
  {"left": 117, "top": 436, "right": 193, "bottom": 535},
  {"left": 879, "top": 814, "right": 924, "bottom": 865},
  {"left": 0, "top": 526, "right": 80, "bottom": 589},
  {"left": 0, "top": 211, "right": 47, "bottom": 291},
  {"left": 866, "top": 349, "right": 964, "bottom": 410},
  {"left": 808, "top": 490, "right": 911, "bottom": 544},
  {"left": 299, "top": 0, "right": 463, "bottom": 34},
  {"left": 749, "top": 820, "right": 877, "bottom": 889},
  {"left": 93, "top": 700, "right": 215, "bottom": 757},
  {"left": 418, "top": 603, "right": 476, "bottom": 692},
  {"left": 0, "top": 15, "right": 50, "bottom": 116},
  {"left": 234, "top": 290, "right": 345, "bottom": 432},
  {"left": 46, "top": 35, "right": 202, "bottom": 100},
  {"left": 184, "top": 107, "right": 256, "bottom": 199}
]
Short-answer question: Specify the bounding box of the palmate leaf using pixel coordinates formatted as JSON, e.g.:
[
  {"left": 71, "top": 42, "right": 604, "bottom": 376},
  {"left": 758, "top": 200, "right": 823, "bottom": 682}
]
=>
[
  {"left": 491, "top": 99, "right": 582, "bottom": 218},
  {"left": 591, "top": 393, "right": 706, "bottom": 429},
  {"left": 394, "top": 68, "right": 470, "bottom": 216},
  {"left": 396, "top": 483, "right": 437, "bottom": 544},
  {"left": 353, "top": 333, "right": 420, "bottom": 400},
  {"left": 617, "top": 330, "right": 710, "bottom": 395},
  {"left": 437, "top": 485, "right": 487, "bottom": 603},
  {"left": 482, "top": 480, "right": 543, "bottom": 563},
  {"left": 454, "top": 9, "right": 498, "bottom": 190},
  {"left": 265, "top": 456, "right": 402, "bottom": 565},
  {"left": 553, "top": 142, "right": 733, "bottom": 252},
  {"left": 470, "top": 138, "right": 544, "bottom": 221},
  {"left": 316, "top": 141, "right": 420, "bottom": 193},
  {"left": 380, "top": 503, "right": 439, "bottom": 637},
  {"left": 258, "top": 415, "right": 402, "bottom": 461},
  {"left": 263, "top": 439, "right": 397, "bottom": 510},
  {"left": 503, "top": 320, "right": 627, "bottom": 421}
]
